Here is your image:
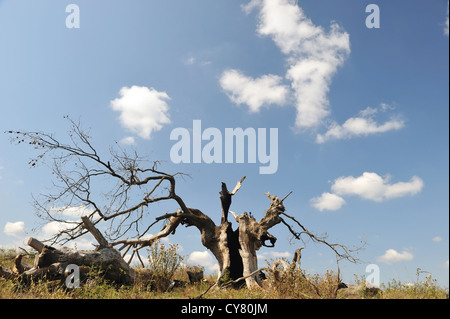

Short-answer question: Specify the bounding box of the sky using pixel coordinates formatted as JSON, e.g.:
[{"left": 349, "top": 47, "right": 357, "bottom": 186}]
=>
[{"left": 0, "top": 0, "right": 448, "bottom": 287}]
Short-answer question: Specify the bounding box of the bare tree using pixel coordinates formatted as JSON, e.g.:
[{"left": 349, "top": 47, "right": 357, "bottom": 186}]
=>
[{"left": 6, "top": 117, "right": 363, "bottom": 289}]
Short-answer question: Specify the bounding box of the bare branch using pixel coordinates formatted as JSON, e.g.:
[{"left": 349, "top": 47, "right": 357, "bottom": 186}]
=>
[
  {"left": 220, "top": 176, "right": 246, "bottom": 224},
  {"left": 7, "top": 117, "right": 192, "bottom": 245},
  {"left": 280, "top": 211, "right": 363, "bottom": 264},
  {"left": 230, "top": 176, "right": 246, "bottom": 195}
]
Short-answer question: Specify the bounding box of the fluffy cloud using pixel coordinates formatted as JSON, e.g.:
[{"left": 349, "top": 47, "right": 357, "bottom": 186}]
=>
[
  {"left": 219, "top": 69, "right": 289, "bottom": 113},
  {"left": 4, "top": 221, "right": 27, "bottom": 238},
  {"left": 119, "top": 136, "right": 136, "bottom": 146},
  {"left": 187, "top": 251, "right": 219, "bottom": 273},
  {"left": 38, "top": 205, "right": 99, "bottom": 248},
  {"left": 241, "top": 0, "right": 350, "bottom": 129},
  {"left": 376, "top": 249, "right": 413, "bottom": 265},
  {"left": 316, "top": 105, "right": 404, "bottom": 143},
  {"left": 310, "top": 192, "right": 346, "bottom": 212},
  {"left": 2, "top": 207, "right": 99, "bottom": 250},
  {"left": 110, "top": 86, "right": 171, "bottom": 139},
  {"left": 311, "top": 172, "right": 424, "bottom": 211},
  {"left": 331, "top": 172, "right": 424, "bottom": 202},
  {"left": 40, "top": 221, "right": 77, "bottom": 240}
]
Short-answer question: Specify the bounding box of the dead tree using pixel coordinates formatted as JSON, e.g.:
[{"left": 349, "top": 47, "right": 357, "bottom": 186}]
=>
[{"left": 6, "top": 117, "right": 363, "bottom": 288}]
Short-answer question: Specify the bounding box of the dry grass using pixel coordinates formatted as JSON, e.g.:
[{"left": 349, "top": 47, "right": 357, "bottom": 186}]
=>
[{"left": 1, "top": 248, "right": 447, "bottom": 299}]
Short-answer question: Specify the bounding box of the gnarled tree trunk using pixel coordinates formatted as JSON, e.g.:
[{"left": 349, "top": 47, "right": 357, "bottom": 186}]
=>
[{"left": 111, "top": 177, "right": 284, "bottom": 289}]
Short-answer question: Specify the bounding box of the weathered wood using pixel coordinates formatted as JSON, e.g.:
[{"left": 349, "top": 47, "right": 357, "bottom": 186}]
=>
[
  {"left": 110, "top": 178, "right": 286, "bottom": 289},
  {"left": 228, "top": 194, "right": 285, "bottom": 289},
  {"left": 219, "top": 177, "right": 246, "bottom": 224},
  {"left": 22, "top": 267, "right": 51, "bottom": 282},
  {"left": 12, "top": 254, "right": 32, "bottom": 274},
  {"left": 24, "top": 236, "right": 136, "bottom": 284},
  {"left": 81, "top": 216, "right": 109, "bottom": 249},
  {"left": 28, "top": 237, "right": 45, "bottom": 253}
]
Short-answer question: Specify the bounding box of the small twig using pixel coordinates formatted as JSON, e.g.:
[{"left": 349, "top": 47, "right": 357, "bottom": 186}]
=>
[
  {"left": 280, "top": 191, "right": 293, "bottom": 203},
  {"left": 136, "top": 249, "right": 145, "bottom": 268},
  {"left": 195, "top": 282, "right": 217, "bottom": 299},
  {"left": 195, "top": 267, "right": 264, "bottom": 299},
  {"left": 220, "top": 268, "right": 265, "bottom": 289}
]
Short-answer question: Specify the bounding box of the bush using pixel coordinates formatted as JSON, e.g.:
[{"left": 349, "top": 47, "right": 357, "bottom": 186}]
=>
[
  {"left": 263, "top": 258, "right": 341, "bottom": 299},
  {"left": 142, "top": 240, "right": 184, "bottom": 291}
]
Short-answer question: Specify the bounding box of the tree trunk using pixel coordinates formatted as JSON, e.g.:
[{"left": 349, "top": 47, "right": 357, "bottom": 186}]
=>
[
  {"left": 110, "top": 178, "right": 286, "bottom": 289},
  {"left": 230, "top": 194, "right": 284, "bottom": 289},
  {"left": 196, "top": 189, "right": 284, "bottom": 288}
]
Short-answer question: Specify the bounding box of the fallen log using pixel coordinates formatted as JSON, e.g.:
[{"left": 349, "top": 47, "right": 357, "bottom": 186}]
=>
[
  {"left": 1, "top": 217, "right": 136, "bottom": 285},
  {"left": 28, "top": 237, "right": 45, "bottom": 253},
  {"left": 25, "top": 237, "right": 134, "bottom": 285}
]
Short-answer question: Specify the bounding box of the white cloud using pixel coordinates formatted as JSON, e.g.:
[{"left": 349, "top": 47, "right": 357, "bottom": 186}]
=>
[
  {"left": 331, "top": 172, "right": 424, "bottom": 202},
  {"left": 4, "top": 221, "right": 27, "bottom": 238},
  {"left": 119, "top": 136, "right": 136, "bottom": 146},
  {"left": 219, "top": 69, "right": 289, "bottom": 113},
  {"left": 316, "top": 105, "right": 404, "bottom": 143},
  {"left": 41, "top": 221, "right": 70, "bottom": 239},
  {"left": 242, "top": 0, "right": 350, "bottom": 129},
  {"left": 110, "top": 85, "right": 171, "bottom": 139},
  {"left": 39, "top": 220, "right": 95, "bottom": 250},
  {"left": 311, "top": 172, "right": 424, "bottom": 211},
  {"left": 310, "top": 192, "right": 346, "bottom": 211},
  {"left": 37, "top": 206, "right": 100, "bottom": 248},
  {"left": 432, "top": 236, "right": 443, "bottom": 243},
  {"left": 49, "top": 205, "right": 96, "bottom": 218},
  {"left": 446, "top": 260, "right": 449, "bottom": 269},
  {"left": 376, "top": 249, "right": 413, "bottom": 265},
  {"left": 187, "top": 251, "right": 219, "bottom": 273}
]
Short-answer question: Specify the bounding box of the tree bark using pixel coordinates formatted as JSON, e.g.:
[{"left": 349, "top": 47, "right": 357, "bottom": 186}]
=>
[
  {"left": 228, "top": 193, "right": 285, "bottom": 288},
  {"left": 28, "top": 237, "right": 45, "bottom": 253},
  {"left": 81, "top": 216, "right": 109, "bottom": 250},
  {"left": 21, "top": 238, "right": 135, "bottom": 284}
]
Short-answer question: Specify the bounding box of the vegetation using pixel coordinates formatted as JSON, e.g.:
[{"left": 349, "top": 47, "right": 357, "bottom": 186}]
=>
[
  {"left": 6, "top": 120, "right": 363, "bottom": 289},
  {"left": 0, "top": 248, "right": 447, "bottom": 299}
]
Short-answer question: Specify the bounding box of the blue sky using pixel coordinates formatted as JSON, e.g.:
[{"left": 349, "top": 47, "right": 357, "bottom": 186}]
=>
[{"left": 0, "top": 0, "right": 448, "bottom": 287}]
